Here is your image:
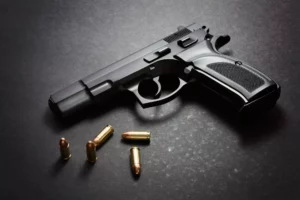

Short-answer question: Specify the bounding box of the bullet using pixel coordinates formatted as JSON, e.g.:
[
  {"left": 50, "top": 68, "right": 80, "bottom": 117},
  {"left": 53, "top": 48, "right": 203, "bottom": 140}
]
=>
[
  {"left": 86, "top": 141, "right": 97, "bottom": 163},
  {"left": 122, "top": 131, "right": 150, "bottom": 141},
  {"left": 93, "top": 125, "right": 114, "bottom": 148},
  {"left": 130, "top": 147, "right": 141, "bottom": 176},
  {"left": 59, "top": 138, "right": 71, "bottom": 160}
]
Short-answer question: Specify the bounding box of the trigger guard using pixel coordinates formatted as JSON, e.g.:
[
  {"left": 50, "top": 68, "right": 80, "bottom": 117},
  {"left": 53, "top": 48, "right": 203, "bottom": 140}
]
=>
[
  {"left": 128, "top": 78, "right": 187, "bottom": 108},
  {"left": 210, "top": 35, "right": 231, "bottom": 52}
]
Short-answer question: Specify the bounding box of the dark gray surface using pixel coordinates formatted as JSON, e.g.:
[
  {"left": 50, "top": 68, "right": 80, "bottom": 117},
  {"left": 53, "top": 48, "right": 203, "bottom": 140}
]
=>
[{"left": 1, "top": 0, "right": 300, "bottom": 199}]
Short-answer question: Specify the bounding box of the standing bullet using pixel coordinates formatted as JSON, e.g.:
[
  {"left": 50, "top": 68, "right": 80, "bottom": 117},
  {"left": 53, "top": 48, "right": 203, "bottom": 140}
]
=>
[
  {"left": 93, "top": 125, "right": 114, "bottom": 148},
  {"left": 59, "top": 138, "right": 71, "bottom": 160},
  {"left": 86, "top": 141, "right": 97, "bottom": 163},
  {"left": 122, "top": 131, "right": 150, "bottom": 141},
  {"left": 130, "top": 147, "right": 141, "bottom": 176}
]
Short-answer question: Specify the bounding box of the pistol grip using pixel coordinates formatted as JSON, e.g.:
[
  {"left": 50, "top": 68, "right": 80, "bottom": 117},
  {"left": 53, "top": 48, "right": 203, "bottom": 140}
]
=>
[
  {"left": 174, "top": 38, "right": 280, "bottom": 113},
  {"left": 189, "top": 54, "right": 280, "bottom": 113}
]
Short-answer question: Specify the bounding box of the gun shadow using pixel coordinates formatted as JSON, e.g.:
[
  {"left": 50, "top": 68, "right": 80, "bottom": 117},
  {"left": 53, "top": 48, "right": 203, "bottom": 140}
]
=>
[
  {"left": 177, "top": 83, "right": 285, "bottom": 146},
  {"left": 44, "top": 90, "right": 184, "bottom": 132},
  {"left": 44, "top": 82, "right": 285, "bottom": 146}
]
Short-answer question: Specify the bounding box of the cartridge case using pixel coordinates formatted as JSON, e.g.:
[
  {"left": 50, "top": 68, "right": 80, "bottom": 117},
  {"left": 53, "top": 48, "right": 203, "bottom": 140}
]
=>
[
  {"left": 122, "top": 131, "right": 150, "bottom": 141},
  {"left": 59, "top": 138, "right": 71, "bottom": 160},
  {"left": 93, "top": 125, "right": 114, "bottom": 148},
  {"left": 130, "top": 147, "right": 141, "bottom": 176},
  {"left": 86, "top": 141, "right": 97, "bottom": 163}
]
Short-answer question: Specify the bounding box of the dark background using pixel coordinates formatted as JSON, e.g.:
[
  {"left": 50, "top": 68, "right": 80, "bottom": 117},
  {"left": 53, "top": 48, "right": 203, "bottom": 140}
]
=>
[{"left": 1, "top": 0, "right": 299, "bottom": 199}]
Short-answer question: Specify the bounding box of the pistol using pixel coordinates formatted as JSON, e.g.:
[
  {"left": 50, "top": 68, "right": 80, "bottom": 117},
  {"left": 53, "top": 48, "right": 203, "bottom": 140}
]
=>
[{"left": 49, "top": 23, "right": 280, "bottom": 118}]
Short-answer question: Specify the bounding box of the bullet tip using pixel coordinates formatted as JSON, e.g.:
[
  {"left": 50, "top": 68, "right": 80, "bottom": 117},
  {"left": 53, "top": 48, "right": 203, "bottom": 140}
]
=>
[
  {"left": 133, "top": 164, "right": 141, "bottom": 175},
  {"left": 59, "top": 138, "right": 68, "bottom": 148},
  {"left": 122, "top": 132, "right": 128, "bottom": 138},
  {"left": 86, "top": 141, "right": 96, "bottom": 148}
]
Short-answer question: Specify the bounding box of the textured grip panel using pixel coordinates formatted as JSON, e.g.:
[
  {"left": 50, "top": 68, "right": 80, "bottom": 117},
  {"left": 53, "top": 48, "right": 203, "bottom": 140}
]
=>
[{"left": 207, "top": 62, "right": 264, "bottom": 92}]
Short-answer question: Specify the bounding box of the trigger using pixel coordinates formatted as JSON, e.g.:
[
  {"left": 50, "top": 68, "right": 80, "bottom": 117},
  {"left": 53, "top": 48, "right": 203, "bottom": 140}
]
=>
[{"left": 152, "top": 77, "right": 161, "bottom": 98}]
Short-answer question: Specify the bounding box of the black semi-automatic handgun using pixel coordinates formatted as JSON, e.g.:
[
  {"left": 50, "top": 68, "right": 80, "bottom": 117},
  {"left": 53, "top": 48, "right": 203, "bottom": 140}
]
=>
[{"left": 49, "top": 23, "right": 280, "bottom": 118}]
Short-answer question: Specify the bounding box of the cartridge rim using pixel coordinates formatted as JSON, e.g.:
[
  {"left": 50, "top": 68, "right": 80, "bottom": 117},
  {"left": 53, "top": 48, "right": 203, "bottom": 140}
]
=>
[
  {"left": 130, "top": 147, "right": 140, "bottom": 150},
  {"left": 106, "top": 125, "right": 114, "bottom": 132}
]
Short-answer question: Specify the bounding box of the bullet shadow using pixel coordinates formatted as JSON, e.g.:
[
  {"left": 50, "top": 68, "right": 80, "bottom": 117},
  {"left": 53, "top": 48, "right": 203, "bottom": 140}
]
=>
[
  {"left": 121, "top": 139, "right": 150, "bottom": 146},
  {"left": 79, "top": 161, "right": 96, "bottom": 179},
  {"left": 44, "top": 92, "right": 136, "bottom": 134},
  {"left": 178, "top": 83, "right": 286, "bottom": 146},
  {"left": 131, "top": 172, "right": 140, "bottom": 181},
  {"left": 50, "top": 157, "right": 69, "bottom": 177}
]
